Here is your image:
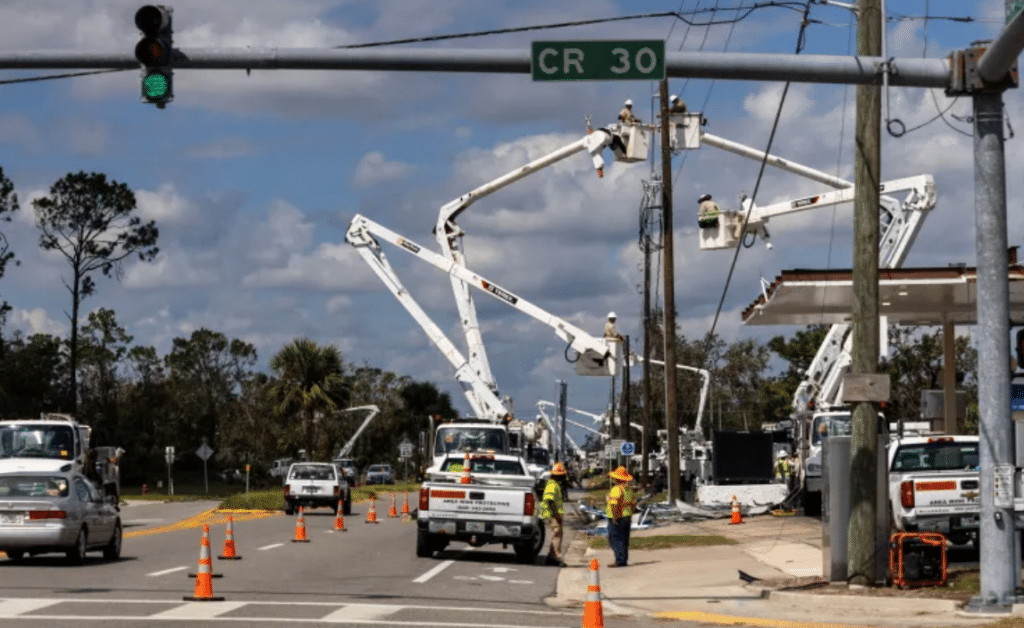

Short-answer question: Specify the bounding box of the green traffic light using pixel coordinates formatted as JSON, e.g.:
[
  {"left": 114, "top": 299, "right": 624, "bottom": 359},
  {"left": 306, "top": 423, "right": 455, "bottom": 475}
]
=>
[{"left": 142, "top": 72, "right": 170, "bottom": 101}]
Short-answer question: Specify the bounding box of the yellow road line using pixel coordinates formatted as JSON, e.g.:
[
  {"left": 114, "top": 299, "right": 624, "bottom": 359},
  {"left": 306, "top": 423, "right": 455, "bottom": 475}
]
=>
[
  {"left": 124, "top": 509, "right": 279, "bottom": 539},
  {"left": 656, "top": 611, "right": 886, "bottom": 628}
]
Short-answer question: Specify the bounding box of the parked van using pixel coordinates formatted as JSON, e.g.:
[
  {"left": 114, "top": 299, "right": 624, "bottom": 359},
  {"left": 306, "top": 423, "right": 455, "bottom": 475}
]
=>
[{"left": 270, "top": 457, "right": 293, "bottom": 479}]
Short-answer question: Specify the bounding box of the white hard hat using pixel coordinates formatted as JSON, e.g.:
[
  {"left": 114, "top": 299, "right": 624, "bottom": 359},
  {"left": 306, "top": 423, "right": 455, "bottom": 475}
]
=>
[
  {"left": 624, "top": 99, "right": 633, "bottom": 106},
  {"left": 607, "top": 311, "right": 617, "bottom": 319},
  {"left": 777, "top": 450, "right": 788, "bottom": 459},
  {"left": 670, "top": 94, "right": 680, "bottom": 102},
  {"left": 699, "top": 194, "right": 712, "bottom": 202}
]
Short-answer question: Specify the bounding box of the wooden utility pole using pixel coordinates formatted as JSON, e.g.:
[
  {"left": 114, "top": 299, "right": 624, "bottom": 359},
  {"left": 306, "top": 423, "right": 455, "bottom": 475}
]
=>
[
  {"left": 659, "top": 78, "right": 680, "bottom": 502},
  {"left": 642, "top": 213, "right": 653, "bottom": 487},
  {"left": 848, "top": 0, "right": 882, "bottom": 585}
]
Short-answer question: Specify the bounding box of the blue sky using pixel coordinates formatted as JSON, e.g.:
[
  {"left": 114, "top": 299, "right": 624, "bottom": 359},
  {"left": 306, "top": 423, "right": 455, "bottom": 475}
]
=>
[{"left": 0, "top": 0, "right": 1016, "bottom": 450}]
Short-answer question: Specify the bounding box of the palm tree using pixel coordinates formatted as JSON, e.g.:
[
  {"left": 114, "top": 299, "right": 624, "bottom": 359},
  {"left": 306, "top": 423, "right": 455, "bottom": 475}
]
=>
[{"left": 267, "top": 338, "right": 348, "bottom": 460}]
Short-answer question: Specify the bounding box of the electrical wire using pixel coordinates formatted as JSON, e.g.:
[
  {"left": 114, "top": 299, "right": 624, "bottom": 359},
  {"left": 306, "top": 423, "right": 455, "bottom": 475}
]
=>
[
  {"left": 704, "top": 0, "right": 816, "bottom": 345},
  {"left": 0, "top": 68, "right": 127, "bottom": 87}
]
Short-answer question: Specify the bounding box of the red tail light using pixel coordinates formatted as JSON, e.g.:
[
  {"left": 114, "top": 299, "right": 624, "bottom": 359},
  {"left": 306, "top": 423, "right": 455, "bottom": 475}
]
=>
[
  {"left": 284, "top": 485, "right": 290, "bottom": 496},
  {"left": 419, "top": 487, "right": 429, "bottom": 511},
  {"left": 524, "top": 492, "right": 535, "bottom": 516},
  {"left": 28, "top": 510, "right": 67, "bottom": 520},
  {"left": 900, "top": 481, "right": 914, "bottom": 508}
]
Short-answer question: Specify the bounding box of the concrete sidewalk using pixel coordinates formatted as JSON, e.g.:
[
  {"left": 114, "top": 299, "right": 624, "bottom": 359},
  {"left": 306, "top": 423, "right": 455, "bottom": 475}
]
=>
[{"left": 548, "top": 507, "right": 1013, "bottom": 627}]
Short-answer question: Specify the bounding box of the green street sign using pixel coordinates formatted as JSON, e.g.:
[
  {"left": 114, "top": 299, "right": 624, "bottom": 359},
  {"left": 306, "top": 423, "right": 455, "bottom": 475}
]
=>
[{"left": 531, "top": 40, "right": 665, "bottom": 81}]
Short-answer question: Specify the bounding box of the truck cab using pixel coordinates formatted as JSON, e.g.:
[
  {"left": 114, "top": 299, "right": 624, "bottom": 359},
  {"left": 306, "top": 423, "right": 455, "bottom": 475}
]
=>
[{"left": 430, "top": 422, "right": 509, "bottom": 471}]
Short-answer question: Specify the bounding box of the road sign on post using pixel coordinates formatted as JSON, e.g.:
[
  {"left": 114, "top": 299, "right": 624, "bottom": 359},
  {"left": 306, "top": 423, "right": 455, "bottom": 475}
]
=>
[
  {"left": 620, "top": 442, "right": 635, "bottom": 457},
  {"left": 196, "top": 443, "right": 213, "bottom": 495},
  {"left": 531, "top": 40, "right": 665, "bottom": 81}
]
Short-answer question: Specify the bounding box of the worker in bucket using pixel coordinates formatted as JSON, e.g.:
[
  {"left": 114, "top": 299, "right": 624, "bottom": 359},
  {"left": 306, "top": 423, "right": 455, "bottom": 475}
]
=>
[
  {"left": 541, "top": 462, "right": 568, "bottom": 566},
  {"left": 697, "top": 194, "right": 721, "bottom": 228},
  {"left": 669, "top": 94, "right": 687, "bottom": 114},
  {"left": 619, "top": 99, "right": 638, "bottom": 124},
  {"left": 604, "top": 312, "right": 624, "bottom": 342}
]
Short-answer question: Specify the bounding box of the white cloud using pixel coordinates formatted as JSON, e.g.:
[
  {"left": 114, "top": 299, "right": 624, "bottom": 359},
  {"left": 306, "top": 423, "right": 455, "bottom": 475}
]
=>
[
  {"left": 242, "top": 242, "right": 372, "bottom": 289},
  {"left": 353, "top": 151, "right": 412, "bottom": 188},
  {"left": 326, "top": 295, "right": 352, "bottom": 314},
  {"left": 245, "top": 200, "right": 315, "bottom": 265},
  {"left": 8, "top": 307, "right": 64, "bottom": 336},
  {"left": 187, "top": 136, "right": 260, "bottom": 159},
  {"left": 135, "top": 183, "right": 195, "bottom": 225},
  {"left": 122, "top": 250, "right": 215, "bottom": 288}
]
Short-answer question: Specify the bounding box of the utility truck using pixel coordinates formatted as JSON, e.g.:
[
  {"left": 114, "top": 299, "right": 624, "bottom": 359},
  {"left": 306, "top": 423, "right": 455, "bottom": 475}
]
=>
[
  {"left": 686, "top": 111, "right": 937, "bottom": 511},
  {"left": 0, "top": 414, "right": 123, "bottom": 505},
  {"left": 416, "top": 451, "right": 543, "bottom": 562}
]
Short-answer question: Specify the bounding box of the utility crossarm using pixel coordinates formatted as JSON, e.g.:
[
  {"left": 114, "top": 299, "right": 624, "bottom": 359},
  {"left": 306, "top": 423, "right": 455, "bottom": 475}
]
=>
[
  {"left": 568, "top": 406, "right": 645, "bottom": 436},
  {"left": 435, "top": 124, "right": 636, "bottom": 406},
  {"left": 536, "top": 401, "right": 586, "bottom": 458},
  {"left": 347, "top": 214, "right": 619, "bottom": 375},
  {"left": 632, "top": 357, "right": 711, "bottom": 438},
  {"left": 335, "top": 405, "right": 380, "bottom": 459},
  {"left": 343, "top": 222, "right": 511, "bottom": 422}
]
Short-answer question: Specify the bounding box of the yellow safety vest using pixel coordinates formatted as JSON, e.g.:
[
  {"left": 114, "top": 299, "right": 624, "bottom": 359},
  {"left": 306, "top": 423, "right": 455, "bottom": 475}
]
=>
[
  {"left": 606, "top": 484, "right": 637, "bottom": 519},
  {"left": 540, "top": 479, "right": 563, "bottom": 519}
]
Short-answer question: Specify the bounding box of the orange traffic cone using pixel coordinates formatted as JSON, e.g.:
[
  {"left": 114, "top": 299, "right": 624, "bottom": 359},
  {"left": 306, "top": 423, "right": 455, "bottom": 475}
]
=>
[
  {"left": 581, "top": 558, "right": 604, "bottom": 628},
  {"left": 459, "top": 452, "right": 472, "bottom": 484},
  {"left": 730, "top": 495, "right": 744, "bottom": 525},
  {"left": 401, "top": 492, "right": 411, "bottom": 515},
  {"left": 334, "top": 501, "right": 347, "bottom": 531},
  {"left": 218, "top": 515, "right": 241, "bottom": 559},
  {"left": 292, "top": 506, "right": 311, "bottom": 542},
  {"left": 366, "top": 497, "right": 378, "bottom": 523},
  {"left": 188, "top": 523, "right": 223, "bottom": 578},
  {"left": 184, "top": 523, "right": 225, "bottom": 601},
  {"left": 388, "top": 493, "right": 399, "bottom": 518}
]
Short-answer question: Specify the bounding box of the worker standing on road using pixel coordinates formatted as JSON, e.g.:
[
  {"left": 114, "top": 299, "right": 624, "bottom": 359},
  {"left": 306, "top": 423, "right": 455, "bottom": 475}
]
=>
[
  {"left": 774, "top": 450, "right": 791, "bottom": 484},
  {"left": 606, "top": 466, "right": 637, "bottom": 567},
  {"left": 604, "top": 312, "right": 624, "bottom": 342},
  {"left": 541, "top": 462, "right": 568, "bottom": 566}
]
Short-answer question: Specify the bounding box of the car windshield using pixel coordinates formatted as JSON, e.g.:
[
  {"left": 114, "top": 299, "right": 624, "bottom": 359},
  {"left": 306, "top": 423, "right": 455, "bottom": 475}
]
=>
[
  {"left": 810, "top": 414, "right": 852, "bottom": 446},
  {"left": 368, "top": 465, "right": 385, "bottom": 473},
  {"left": 434, "top": 426, "right": 508, "bottom": 455},
  {"left": 891, "top": 441, "right": 980, "bottom": 472},
  {"left": 0, "top": 475, "right": 70, "bottom": 498},
  {"left": 289, "top": 465, "right": 335, "bottom": 480},
  {"left": 0, "top": 424, "right": 77, "bottom": 460}
]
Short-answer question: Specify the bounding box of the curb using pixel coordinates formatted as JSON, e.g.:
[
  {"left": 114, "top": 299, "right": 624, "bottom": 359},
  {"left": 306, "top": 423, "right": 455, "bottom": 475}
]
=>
[{"left": 767, "top": 589, "right": 962, "bottom": 613}]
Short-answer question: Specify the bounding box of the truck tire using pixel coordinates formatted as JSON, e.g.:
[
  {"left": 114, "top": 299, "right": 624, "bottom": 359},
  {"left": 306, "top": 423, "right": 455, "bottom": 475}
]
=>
[
  {"left": 343, "top": 495, "right": 352, "bottom": 516},
  {"left": 284, "top": 501, "right": 295, "bottom": 516},
  {"left": 514, "top": 521, "right": 544, "bottom": 564},
  {"left": 416, "top": 529, "right": 433, "bottom": 558}
]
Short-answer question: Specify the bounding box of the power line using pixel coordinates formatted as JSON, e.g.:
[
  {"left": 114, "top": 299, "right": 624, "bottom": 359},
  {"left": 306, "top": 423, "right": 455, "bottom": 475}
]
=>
[{"left": 0, "top": 68, "right": 127, "bottom": 87}]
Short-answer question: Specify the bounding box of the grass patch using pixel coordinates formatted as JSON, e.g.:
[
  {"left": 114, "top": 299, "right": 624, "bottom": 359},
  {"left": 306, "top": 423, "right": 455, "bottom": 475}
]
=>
[
  {"left": 588, "top": 534, "right": 737, "bottom": 550},
  {"left": 219, "top": 490, "right": 284, "bottom": 510},
  {"left": 354, "top": 482, "right": 420, "bottom": 502}
]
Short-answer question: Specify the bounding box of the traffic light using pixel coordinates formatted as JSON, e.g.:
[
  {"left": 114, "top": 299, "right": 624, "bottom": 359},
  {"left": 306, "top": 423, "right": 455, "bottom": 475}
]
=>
[{"left": 134, "top": 5, "right": 174, "bottom": 107}]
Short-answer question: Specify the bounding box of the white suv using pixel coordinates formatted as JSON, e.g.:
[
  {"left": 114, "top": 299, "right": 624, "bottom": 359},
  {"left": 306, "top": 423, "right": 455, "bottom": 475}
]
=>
[{"left": 283, "top": 462, "right": 351, "bottom": 516}]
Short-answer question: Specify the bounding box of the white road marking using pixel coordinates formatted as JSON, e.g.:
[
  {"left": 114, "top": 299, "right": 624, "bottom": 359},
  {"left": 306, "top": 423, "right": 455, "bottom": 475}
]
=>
[
  {"left": 452, "top": 575, "right": 476, "bottom": 580},
  {"left": 488, "top": 567, "right": 516, "bottom": 573},
  {"left": 508, "top": 580, "right": 534, "bottom": 584},
  {"left": 258, "top": 543, "right": 284, "bottom": 550},
  {"left": 0, "top": 599, "right": 60, "bottom": 617},
  {"left": 150, "top": 601, "right": 246, "bottom": 619},
  {"left": 413, "top": 559, "right": 456, "bottom": 583},
  {"left": 478, "top": 574, "right": 504, "bottom": 581},
  {"left": 321, "top": 604, "right": 401, "bottom": 622},
  {"left": 147, "top": 566, "right": 187, "bottom": 577}
]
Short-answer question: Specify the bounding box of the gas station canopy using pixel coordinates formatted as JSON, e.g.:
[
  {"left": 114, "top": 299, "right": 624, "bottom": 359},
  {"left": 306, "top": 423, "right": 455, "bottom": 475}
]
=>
[{"left": 741, "top": 261, "right": 1024, "bottom": 326}]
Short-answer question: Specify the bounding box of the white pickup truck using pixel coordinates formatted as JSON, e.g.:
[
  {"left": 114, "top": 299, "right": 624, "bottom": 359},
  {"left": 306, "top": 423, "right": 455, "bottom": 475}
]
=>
[
  {"left": 888, "top": 435, "right": 980, "bottom": 546},
  {"left": 416, "top": 453, "right": 544, "bottom": 563}
]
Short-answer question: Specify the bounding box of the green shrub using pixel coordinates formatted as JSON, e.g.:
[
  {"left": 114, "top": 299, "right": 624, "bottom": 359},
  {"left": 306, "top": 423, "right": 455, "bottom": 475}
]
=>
[{"left": 219, "top": 490, "right": 284, "bottom": 511}]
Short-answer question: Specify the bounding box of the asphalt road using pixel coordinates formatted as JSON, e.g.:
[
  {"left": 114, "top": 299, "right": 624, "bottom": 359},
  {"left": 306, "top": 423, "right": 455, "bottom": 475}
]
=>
[{"left": 0, "top": 498, "right": 678, "bottom": 628}]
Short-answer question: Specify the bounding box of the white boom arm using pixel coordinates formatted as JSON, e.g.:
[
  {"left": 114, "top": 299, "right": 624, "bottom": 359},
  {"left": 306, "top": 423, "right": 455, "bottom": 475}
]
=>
[
  {"left": 335, "top": 405, "right": 380, "bottom": 459},
  {"left": 435, "top": 124, "right": 639, "bottom": 395},
  {"left": 536, "top": 401, "right": 586, "bottom": 458},
  {"left": 344, "top": 226, "right": 511, "bottom": 422},
  {"left": 632, "top": 357, "right": 711, "bottom": 437},
  {"left": 347, "top": 215, "right": 619, "bottom": 375}
]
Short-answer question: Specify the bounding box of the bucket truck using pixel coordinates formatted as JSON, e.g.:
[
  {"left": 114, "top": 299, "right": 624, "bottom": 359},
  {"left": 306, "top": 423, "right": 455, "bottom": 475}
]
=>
[
  {"left": 434, "top": 119, "right": 648, "bottom": 398},
  {"left": 688, "top": 115, "right": 937, "bottom": 513}
]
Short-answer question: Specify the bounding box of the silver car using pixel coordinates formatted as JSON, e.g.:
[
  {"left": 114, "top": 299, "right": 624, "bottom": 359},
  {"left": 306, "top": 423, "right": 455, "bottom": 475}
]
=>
[
  {"left": 364, "top": 464, "right": 393, "bottom": 485},
  {"left": 0, "top": 472, "right": 122, "bottom": 564}
]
